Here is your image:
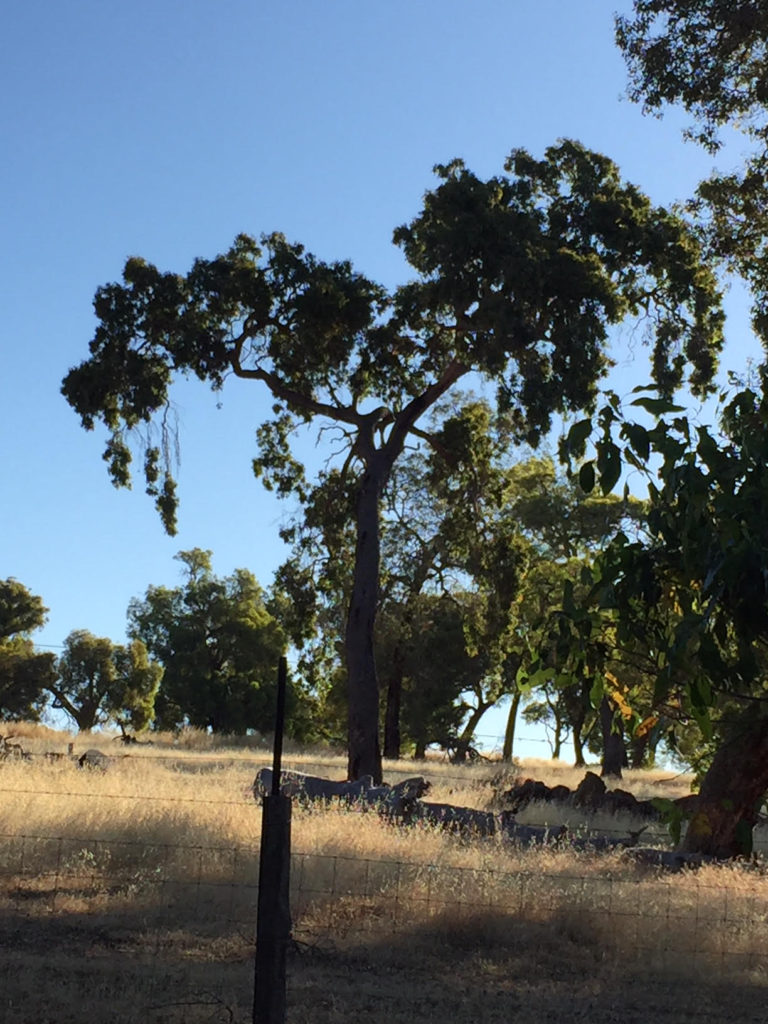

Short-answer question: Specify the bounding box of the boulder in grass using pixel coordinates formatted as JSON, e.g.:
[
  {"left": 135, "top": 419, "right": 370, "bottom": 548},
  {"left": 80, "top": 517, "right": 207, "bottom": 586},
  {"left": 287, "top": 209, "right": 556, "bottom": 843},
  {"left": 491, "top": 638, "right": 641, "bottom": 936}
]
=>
[
  {"left": 411, "top": 801, "right": 498, "bottom": 836},
  {"left": 78, "top": 749, "right": 109, "bottom": 770},
  {"left": 572, "top": 771, "right": 607, "bottom": 809},
  {"left": 253, "top": 768, "right": 430, "bottom": 815}
]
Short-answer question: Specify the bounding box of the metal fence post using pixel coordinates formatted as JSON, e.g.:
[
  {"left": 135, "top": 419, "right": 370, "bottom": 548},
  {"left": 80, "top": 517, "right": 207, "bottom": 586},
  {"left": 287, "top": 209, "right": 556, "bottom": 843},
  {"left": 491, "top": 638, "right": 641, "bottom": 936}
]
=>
[{"left": 253, "top": 656, "right": 292, "bottom": 1024}]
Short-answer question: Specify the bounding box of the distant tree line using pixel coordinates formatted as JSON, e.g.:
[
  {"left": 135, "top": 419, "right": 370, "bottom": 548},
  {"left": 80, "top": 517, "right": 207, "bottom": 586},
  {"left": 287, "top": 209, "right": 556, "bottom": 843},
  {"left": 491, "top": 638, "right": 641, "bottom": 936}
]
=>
[{"left": 0, "top": 550, "right": 304, "bottom": 741}]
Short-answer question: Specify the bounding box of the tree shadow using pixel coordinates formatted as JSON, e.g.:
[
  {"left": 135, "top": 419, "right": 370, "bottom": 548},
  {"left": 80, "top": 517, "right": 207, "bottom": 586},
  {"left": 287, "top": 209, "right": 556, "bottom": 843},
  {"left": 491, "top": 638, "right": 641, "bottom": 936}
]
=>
[{"left": 0, "top": 839, "right": 766, "bottom": 1024}]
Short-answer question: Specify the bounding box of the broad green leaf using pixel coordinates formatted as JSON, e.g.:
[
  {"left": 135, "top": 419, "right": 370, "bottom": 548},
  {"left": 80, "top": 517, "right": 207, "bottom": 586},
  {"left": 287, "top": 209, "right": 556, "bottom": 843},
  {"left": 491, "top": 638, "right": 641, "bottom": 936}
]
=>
[
  {"left": 589, "top": 675, "right": 605, "bottom": 710},
  {"left": 565, "top": 418, "right": 592, "bottom": 456},
  {"left": 629, "top": 397, "right": 686, "bottom": 415},
  {"left": 696, "top": 426, "right": 722, "bottom": 469},
  {"left": 578, "top": 460, "right": 595, "bottom": 493},
  {"left": 623, "top": 422, "right": 650, "bottom": 462},
  {"left": 596, "top": 441, "right": 622, "bottom": 495},
  {"left": 691, "top": 703, "right": 713, "bottom": 742},
  {"left": 525, "top": 666, "right": 553, "bottom": 689}
]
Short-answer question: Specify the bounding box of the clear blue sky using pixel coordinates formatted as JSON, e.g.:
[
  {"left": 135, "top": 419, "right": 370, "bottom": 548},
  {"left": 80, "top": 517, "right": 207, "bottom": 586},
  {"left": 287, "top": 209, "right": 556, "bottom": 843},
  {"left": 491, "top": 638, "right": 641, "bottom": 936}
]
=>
[{"left": 1, "top": 1, "right": 760, "bottom": 755}]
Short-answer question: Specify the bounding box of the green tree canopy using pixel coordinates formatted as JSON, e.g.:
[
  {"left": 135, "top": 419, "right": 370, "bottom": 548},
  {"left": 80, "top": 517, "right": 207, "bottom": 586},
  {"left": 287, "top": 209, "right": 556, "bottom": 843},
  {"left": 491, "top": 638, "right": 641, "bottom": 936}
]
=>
[
  {"left": 128, "top": 549, "right": 293, "bottom": 735},
  {"left": 556, "top": 375, "right": 768, "bottom": 853},
  {"left": 62, "top": 140, "right": 724, "bottom": 780},
  {"left": 617, "top": 1, "right": 768, "bottom": 152},
  {"left": 0, "top": 579, "right": 55, "bottom": 721},
  {"left": 378, "top": 593, "right": 485, "bottom": 759},
  {"left": 617, "top": 2, "right": 768, "bottom": 347},
  {"left": 51, "top": 629, "right": 162, "bottom": 732}
]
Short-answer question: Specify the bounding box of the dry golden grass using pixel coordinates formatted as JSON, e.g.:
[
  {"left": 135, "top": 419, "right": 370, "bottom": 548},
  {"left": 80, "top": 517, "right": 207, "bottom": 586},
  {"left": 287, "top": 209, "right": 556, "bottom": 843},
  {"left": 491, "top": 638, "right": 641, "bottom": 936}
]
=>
[{"left": 0, "top": 730, "right": 766, "bottom": 1022}]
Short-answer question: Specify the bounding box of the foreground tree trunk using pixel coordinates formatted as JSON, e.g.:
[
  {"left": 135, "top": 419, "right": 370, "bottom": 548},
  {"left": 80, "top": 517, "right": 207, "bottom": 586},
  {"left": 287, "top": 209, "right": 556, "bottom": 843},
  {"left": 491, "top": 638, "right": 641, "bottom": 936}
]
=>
[
  {"left": 681, "top": 704, "right": 768, "bottom": 858},
  {"left": 346, "top": 465, "right": 384, "bottom": 783}
]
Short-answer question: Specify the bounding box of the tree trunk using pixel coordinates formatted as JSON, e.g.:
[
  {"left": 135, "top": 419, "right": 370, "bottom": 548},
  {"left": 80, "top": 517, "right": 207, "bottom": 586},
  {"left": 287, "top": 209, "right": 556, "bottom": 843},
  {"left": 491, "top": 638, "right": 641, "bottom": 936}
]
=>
[
  {"left": 346, "top": 466, "right": 384, "bottom": 783},
  {"left": 344, "top": 369, "right": 467, "bottom": 783},
  {"left": 551, "top": 729, "right": 562, "bottom": 760},
  {"left": 502, "top": 691, "right": 522, "bottom": 762},
  {"left": 629, "top": 728, "right": 650, "bottom": 769},
  {"left": 568, "top": 684, "right": 588, "bottom": 767},
  {"left": 452, "top": 701, "right": 490, "bottom": 762},
  {"left": 48, "top": 686, "right": 99, "bottom": 732},
  {"left": 550, "top": 699, "right": 564, "bottom": 760},
  {"left": 383, "top": 659, "right": 403, "bottom": 760},
  {"left": 600, "top": 695, "right": 624, "bottom": 779},
  {"left": 572, "top": 729, "right": 586, "bottom": 767},
  {"left": 681, "top": 704, "right": 768, "bottom": 858}
]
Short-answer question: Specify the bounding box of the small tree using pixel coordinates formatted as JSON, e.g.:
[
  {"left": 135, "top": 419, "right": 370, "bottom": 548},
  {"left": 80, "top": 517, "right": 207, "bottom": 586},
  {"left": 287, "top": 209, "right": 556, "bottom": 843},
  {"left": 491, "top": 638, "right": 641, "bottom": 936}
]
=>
[
  {"left": 128, "top": 549, "right": 292, "bottom": 735},
  {"left": 51, "top": 630, "right": 162, "bottom": 732},
  {"left": 375, "top": 595, "right": 470, "bottom": 759},
  {"left": 0, "top": 579, "right": 55, "bottom": 720}
]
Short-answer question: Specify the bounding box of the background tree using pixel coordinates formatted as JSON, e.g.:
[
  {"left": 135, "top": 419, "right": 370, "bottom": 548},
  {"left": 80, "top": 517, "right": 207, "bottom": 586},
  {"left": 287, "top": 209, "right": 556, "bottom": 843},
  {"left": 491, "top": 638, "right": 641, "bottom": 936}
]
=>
[
  {"left": 498, "top": 457, "right": 647, "bottom": 771},
  {"left": 378, "top": 399, "right": 526, "bottom": 759},
  {"left": 128, "top": 549, "right": 298, "bottom": 736},
  {"left": 62, "top": 140, "right": 724, "bottom": 781},
  {"left": 51, "top": 629, "right": 162, "bottom": 732},
  {"left": 617, "top": 2, "right": 768, "bottom": 153},
  {"left": 0, "top": 579, "right": 55, "bottom": 720},
  {"left": 110, "top": 640, "right": 164, "bottom": 736},
  {"left": 617, "top": 1, "right": 768, "bottom": 351},
  {"left": 375, "top": 595, "right": 472, "bottom": 759},
  {"left": 279, "top": 398, "right": 532, "bottom": 761}
]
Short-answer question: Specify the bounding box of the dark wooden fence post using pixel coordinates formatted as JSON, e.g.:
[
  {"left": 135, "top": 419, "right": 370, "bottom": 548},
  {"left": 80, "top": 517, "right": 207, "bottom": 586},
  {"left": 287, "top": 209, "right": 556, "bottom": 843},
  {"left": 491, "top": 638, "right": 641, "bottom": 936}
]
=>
[{"left": 253, "top": 656, "right": 292, "bottom": 1024}]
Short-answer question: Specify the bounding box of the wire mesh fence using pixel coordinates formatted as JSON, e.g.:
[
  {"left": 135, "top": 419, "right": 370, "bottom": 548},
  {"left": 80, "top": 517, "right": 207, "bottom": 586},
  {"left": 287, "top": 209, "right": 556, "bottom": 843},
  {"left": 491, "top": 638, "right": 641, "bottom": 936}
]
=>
[{"left": 1, "top": 828, "right": 767, "bottom": 1023}]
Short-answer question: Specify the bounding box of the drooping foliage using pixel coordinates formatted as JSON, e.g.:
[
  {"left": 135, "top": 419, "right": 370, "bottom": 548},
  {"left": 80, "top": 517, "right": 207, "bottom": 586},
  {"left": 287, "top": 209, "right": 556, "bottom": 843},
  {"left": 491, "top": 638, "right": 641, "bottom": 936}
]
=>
[
  {"left": 617, "top": 1, "right": 768, "bottom": 152},
  {"left": 617, "top": 2, "right": 768, "bottom": 348}
]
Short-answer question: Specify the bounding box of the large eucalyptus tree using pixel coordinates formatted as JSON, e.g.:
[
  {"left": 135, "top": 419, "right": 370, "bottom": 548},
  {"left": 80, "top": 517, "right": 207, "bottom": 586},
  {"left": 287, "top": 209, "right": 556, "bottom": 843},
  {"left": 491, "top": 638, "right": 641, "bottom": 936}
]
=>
[{"left": 62, "top": 140, "right": 723, "bottom": 781}]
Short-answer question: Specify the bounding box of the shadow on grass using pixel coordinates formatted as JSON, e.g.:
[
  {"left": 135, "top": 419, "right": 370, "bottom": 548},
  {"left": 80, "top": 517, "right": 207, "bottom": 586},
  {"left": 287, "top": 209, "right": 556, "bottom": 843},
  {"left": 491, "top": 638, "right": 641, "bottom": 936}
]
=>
[
  {"left": 0, "top": 836, "right": 767, "bottom": 1024},
  {"left": 289, "top": 906, "right": 768, "bottom": 1024}
]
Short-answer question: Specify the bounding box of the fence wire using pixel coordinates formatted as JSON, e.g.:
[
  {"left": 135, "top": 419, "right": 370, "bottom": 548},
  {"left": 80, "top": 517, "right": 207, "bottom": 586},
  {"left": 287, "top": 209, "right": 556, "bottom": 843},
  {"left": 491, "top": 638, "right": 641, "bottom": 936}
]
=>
[
  {"left": 0, "top": 829, "right": 766, "bottom": 1023},
  {"left": 0, "top": 773, "right": 693, "bottom": 839}
]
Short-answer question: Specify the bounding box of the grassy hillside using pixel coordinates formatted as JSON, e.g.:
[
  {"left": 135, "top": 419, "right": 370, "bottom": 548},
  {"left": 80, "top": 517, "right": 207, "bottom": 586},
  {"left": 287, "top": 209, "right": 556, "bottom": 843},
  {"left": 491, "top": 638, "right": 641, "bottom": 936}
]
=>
[{"left": 0, "top": 726, "right": 765, "bottom": 1022}]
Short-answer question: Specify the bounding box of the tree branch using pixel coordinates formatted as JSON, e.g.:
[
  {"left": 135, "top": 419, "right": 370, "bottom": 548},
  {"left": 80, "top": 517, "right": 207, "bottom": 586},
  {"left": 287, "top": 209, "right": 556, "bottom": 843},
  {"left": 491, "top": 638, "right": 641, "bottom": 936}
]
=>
[
  {"left": 382, "top": 359, "right": 470, "bottom": 468},
  {"left": 229, "top": 337, "right": 363, "bottom": 427}
]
